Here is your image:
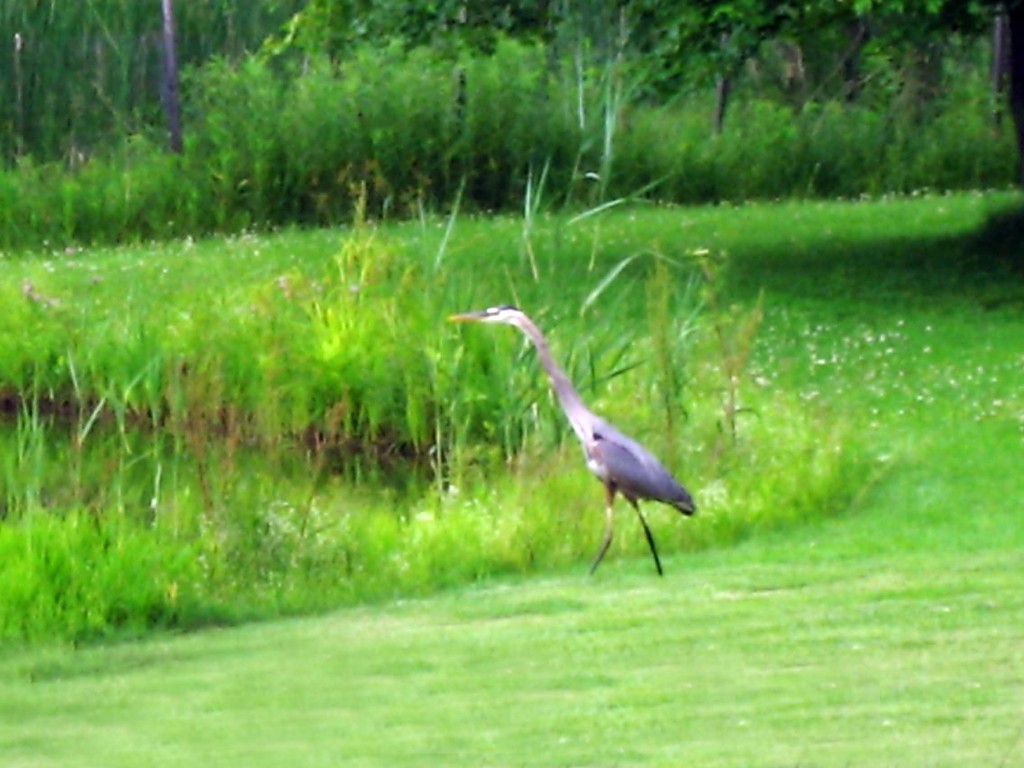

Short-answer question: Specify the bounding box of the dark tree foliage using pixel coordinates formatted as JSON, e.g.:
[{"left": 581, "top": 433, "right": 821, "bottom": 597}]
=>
[
  {"left": 1009, "top": 2, "right": 1024, "bottom": 183},
  {"left": 264, "top": 0, "right": 561, "bottom": 58},
  {"left": 847, "top": 0, "right": 1023, "bottom": 182},
  {"left": 267, "top": 0, "right": 1023, "bottom": 183}
]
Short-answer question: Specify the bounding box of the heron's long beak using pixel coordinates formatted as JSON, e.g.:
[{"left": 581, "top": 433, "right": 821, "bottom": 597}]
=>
[{"left": 447, "top": 310, "right": 487, "bottom": 323}]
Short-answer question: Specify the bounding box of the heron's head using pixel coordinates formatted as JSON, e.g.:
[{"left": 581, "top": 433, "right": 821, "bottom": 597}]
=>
[{"left": 448, "top": 305, "right": 525, "bottom": 327}]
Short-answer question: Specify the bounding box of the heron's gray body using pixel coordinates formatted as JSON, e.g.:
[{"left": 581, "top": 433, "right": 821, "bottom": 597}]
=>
[
  {"left": 449, "top": 304, "right": 696, "bottom": 576},
  {"left": 585, "top": 416, "right": 695, "bottom": 515}
]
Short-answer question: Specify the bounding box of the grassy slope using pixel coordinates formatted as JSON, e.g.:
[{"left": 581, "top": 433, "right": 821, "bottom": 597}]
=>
[
  {"left": 2, "top": 193, "right": 1023, "bottom": 766},
  {"left": 1, "top": 531, "right": 1021, "bottom": 766}
]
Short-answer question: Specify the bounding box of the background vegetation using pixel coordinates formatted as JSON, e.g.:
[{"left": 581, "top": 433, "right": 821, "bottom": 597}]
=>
[
  {"left": 0, "top": 0, "right": 304, "bottom": 162},
  {"left": 0, "top": 1, "right": 1018, "bottom": 251}
]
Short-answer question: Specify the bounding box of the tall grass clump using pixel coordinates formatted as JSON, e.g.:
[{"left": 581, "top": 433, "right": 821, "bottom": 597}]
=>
[
  {"left": 0, "top": 1, "right": 302, "bottom": 164},
  {"left": 0, "top": 511, "right": 203, "bottom": 642},
  {"left": 612, "top": 92, "right": 1016, "bottom": 205},
  {"left": 182, "top": 41, "right": 585, "bottom": 226}
]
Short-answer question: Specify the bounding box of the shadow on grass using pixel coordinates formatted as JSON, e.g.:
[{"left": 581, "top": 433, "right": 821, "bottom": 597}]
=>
[
  {"left": 969, "top": 203, "right": 1024, "bottom": 274},
  {"left": 727, "top": 203, "right": 1024, "bottom": 310}
]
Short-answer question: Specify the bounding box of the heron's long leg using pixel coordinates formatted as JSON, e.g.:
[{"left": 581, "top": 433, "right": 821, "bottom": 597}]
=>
[
  {"left": 589, "top": 484, "right": 616, "bottom": 575},
  {"left": 628, "top": 498, "right": 663, "bottom": 576}
]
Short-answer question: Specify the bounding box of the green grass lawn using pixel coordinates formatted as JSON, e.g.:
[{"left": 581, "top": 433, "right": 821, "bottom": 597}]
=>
[
  {"left": 1, "top": 515, "right": 1021, "bottom": 766},
  {"left": 1, "top": 192, "right": 1023, "bottom": 766}
]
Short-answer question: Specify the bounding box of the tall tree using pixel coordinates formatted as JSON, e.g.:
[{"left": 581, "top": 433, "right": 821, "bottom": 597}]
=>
[
  {"left": 1009, "top": 2, "right": 1024, "bottom": 183},
  {"left": 161, "top": 0, "right": 183, "bottom": 154}
]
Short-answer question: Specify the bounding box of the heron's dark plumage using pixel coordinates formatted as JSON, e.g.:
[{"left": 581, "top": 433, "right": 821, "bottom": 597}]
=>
[{"left": 590, "top": 419, "right": 695, "bottom": 515}]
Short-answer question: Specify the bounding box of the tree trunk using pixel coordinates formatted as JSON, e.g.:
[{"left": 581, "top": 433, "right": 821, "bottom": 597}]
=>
[
  {"left": 712, "top": 73, "right": 731, "bottom": 135},
  {"left": 1010, "top": 3, "right": 1024, "bottom": 185},
  {"left": 13, "top": 32, "right": 25, "bottom": 157},
  {"left": 843, "top": 19, "right": 869, "bottom": 103},
  {"left": 993, "top": 14, "right": 1011, "bottom": 126},
  {"left": 712, "top": 32, "right": 732, "bottom": 135},
  {"left": 160, "top": 0, "right": 183, "bottom": 154}
]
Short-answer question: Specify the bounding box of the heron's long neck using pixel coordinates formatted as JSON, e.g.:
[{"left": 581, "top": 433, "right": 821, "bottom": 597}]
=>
[{"left": 518, "top": 317, "right": 590, "bottom": 441}]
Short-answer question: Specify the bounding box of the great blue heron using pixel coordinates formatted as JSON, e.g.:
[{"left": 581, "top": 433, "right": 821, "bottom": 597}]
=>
[{"left": 449, "top": 305, "right": 695, "bottom": 576}]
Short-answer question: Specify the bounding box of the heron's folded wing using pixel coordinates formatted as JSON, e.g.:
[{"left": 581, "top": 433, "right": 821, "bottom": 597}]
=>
[{"left": 592, "top": 427, "right": 693, "bottom": 512}]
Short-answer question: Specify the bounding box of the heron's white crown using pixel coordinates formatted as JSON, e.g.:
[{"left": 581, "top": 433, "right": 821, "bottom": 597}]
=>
[
  {"left": 479, "top": 305, "right": 523, "bottom": 324},
  {"left": 449, "top": 305, "right": 526, "bottom": 326}
]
